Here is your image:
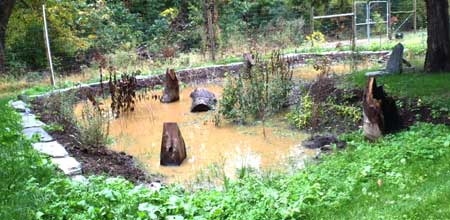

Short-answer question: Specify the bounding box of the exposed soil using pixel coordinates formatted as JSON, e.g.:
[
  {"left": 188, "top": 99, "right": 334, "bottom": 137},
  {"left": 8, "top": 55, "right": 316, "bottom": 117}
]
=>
[{"left": 31, "top": 98, "right": 159, "bottom": 184}]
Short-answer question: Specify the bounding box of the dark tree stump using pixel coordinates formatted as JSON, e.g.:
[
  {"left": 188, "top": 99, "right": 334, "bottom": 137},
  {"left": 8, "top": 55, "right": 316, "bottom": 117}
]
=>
[
  {"left": 160, "top": 69, "right": 180, "bottom": 103},
  {"left": 190, "top": 88, "right": 217, "bottom": 112},
  {"left": 363, "top": 77, "right": 403, "bottom": 140},
  {"left": 386, "top": 43, "right": 404, "bottom": 74},
  {"left": 160, "top": 123, "right": 186, "bottom": 166}
]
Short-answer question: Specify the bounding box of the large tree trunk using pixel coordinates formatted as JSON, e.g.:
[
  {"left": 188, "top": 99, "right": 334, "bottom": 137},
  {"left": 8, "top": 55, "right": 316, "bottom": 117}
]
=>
[
  {"left": 424, "top": 0, "right": 450, "bottom": 72},
  {"left": 0, "top": 0, "right": 16, "bottom": 73}
]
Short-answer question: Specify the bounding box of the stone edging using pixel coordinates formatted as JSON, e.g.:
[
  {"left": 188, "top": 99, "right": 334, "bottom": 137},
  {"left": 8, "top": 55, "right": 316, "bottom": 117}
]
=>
[{"left": 9, "top": 100, "right": 84, "bottom": 181}]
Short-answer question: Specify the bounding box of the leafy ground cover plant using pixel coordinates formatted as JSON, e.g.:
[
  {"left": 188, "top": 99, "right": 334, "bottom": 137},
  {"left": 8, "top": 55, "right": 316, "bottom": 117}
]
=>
[
  {"left": 287, "top": 57, "right": 362, "bottom": 133},
  {"left": 0, "top": 99, "right": 55, "bottom": 220},
  {"left": 29, "top": 123, "right": 450, "bottom": 220}
]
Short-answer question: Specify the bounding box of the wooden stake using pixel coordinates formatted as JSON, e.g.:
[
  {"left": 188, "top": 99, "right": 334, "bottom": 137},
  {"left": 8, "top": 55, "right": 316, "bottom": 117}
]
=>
[{"left": 42, "top": 5, "right": 55, "bottom": 87}]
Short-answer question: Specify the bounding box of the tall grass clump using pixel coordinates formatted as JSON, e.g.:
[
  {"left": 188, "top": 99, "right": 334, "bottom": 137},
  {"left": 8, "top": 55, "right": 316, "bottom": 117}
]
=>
[{"left": 78, "top": 101, "right": 111, "bottom": 150}]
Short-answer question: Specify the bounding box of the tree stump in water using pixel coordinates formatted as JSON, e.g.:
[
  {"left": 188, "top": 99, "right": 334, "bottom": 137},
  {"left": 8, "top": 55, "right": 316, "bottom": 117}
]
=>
[
  {"left": 190, "top": 88, "right": 217, "bottom": 112},
  {"left": 363, "top": 77, "right": 403, "bottom": 140},
  {"left": 160, "top": 69, "right": 180, "bottom": 103},
  {"left": 160, "top": 123, "right": 186, "bottom": 166}
]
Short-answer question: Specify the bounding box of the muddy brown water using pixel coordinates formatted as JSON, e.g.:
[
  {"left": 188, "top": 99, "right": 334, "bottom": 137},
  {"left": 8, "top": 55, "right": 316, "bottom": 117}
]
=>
[{"left": 77, "top": 84, "right": 315, "bottom": 184}]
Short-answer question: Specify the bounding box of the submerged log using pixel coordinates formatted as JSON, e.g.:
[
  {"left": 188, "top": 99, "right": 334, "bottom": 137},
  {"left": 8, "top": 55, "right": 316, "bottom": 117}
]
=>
[
  {"left": 363, "top": 77, "right": 403, "bottom": 140},
  {"left": 160, "top": 69, "right": 180, "bottom": 103},
  {"left": 190, "top": 88, "right": 217, "bottom": 112},
  {"left": 160, "top": 123, "right": 186, "bottom": 166}
]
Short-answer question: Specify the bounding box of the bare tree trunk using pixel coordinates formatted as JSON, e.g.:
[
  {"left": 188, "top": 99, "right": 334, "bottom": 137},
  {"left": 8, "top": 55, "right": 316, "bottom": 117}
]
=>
[
  {"left": 0, "top": 0, "right": 16, "bottom": 73},
  {"left": 424, "top": 0, "right": 450, "bottom": 72},
  {"left": 203, "top": 0, "right": 218, "bottom": 61}
]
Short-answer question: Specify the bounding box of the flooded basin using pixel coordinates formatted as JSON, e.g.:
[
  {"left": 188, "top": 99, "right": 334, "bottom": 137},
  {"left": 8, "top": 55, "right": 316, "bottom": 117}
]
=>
[{"left": 77, "top": 84, "right": 315, "bottom": 184}]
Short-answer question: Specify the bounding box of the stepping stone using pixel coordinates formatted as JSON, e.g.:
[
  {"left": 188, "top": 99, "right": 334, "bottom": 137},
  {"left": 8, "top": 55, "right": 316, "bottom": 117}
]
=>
[
  {"left": 51, "top": 157, "right": 82, "bottom": 176},
  {"left": 71, "top": 175, "right": 88, "bottom": 183},
  {"left": 365, "top": 70, "right": 388, "bottom": 77},
  {"left": 10, "top": 100, "right": 27, "bottom": 112},
  {"left": 32, "top": 141, "right": 68, "bottom": 158},
  {"left": 23, "top": 127, "right": 53, "bottom": 142},
  {"left": 21, "top": 114, "right": 45, "bottom": 128}
]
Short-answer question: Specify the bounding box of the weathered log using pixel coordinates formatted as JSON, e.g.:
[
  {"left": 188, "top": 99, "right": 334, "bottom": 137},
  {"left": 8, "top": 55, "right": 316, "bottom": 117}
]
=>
[
  {"left": 160, "top": 69, "right": 180, "bottom": 103},
  {"left": 190, "top": 88, "right": 217, "bottom": 112},
  {"left": 160, "top": 123, "right": 186, "bottom": 166},
  {"left": 363, "top": 77, "right": 402, "bottom": 140}
]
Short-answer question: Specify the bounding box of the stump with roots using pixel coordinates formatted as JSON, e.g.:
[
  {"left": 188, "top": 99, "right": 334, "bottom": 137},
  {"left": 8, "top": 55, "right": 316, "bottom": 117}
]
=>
[
  {"left": 160, "top": 69, "right": 180, "bottom": 103},
  {"left": 160, "top": 123, "right": 187, "bottom": 166},
  {"left": 363, "top": 77, "right": 403, "bottom": 140}
]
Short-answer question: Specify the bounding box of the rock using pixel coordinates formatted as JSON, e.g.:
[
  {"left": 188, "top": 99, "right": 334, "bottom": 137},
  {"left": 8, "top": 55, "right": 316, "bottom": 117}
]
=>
[
  {"left": 51, "top": 157, "right": 82, "bottom": 176},
  {"left": 302, "top": 135, "right": 346, "bottom": 149},
  {"left": 160, "top": 123, "right": 187, "bottom": 166},
  {"left": 71, "top": 175, "right": 88, "bottom": 183},
  {"left": 320, "top": 144, "right": 332, "bottom": 151},
  {"left": 160, "top": 69, "right": 180, "bottom": 103},
  {"left": 10, "top": 100, "right": 28, "bottom": 112},
  {"left": 148, "top": 182, "right": 162, "bottom": 191},
  {"left": 23, "top": 127, "right": 53, "bottom": 142},
  {"left": 365, "top": 70, "right": 388, "bottom": 77},
  {"left": 190, "top": 88, "right": 217, "bottom": 112},
  {"left": 32, "top": 141, "right": 69, "bottom": 158},
  {"left": 386, "top": 43, "right": 404, "bottom": 74},
  {"left": 21, "top": 114, "right": 45, "bottom": 128}
]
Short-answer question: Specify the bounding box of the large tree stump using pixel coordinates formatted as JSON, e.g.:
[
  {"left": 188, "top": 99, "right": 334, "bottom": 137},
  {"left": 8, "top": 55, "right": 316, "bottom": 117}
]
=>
[
  {"left": 363, "top": 77, "right": 403, "bottom": 140},
  {"left": 160, "top": 123, "right": 186, "bottom": 166},
  {"left": 190, "top": 88, "right": 217, "bottom": 112},
  {"left": 160, "top": 69, "right": 180, "bottom": 103}
]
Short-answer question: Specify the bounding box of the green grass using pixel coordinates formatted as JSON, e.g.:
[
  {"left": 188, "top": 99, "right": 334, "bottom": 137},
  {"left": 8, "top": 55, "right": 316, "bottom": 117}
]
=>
[{"left": 343, "top": 71, "right": 450, "bottom": 110}]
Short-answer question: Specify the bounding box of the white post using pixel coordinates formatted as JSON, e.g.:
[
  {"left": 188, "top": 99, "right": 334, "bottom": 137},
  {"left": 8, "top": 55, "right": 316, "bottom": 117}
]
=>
[
  {"left": 366, "top": 4, "right": 371, "bottom": 44},
  {"left": 387, "top": 0, "right": 390, "bottom": 39},
  {"left": 42, "top": 5, "right": 55, "bottom": 87}
]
